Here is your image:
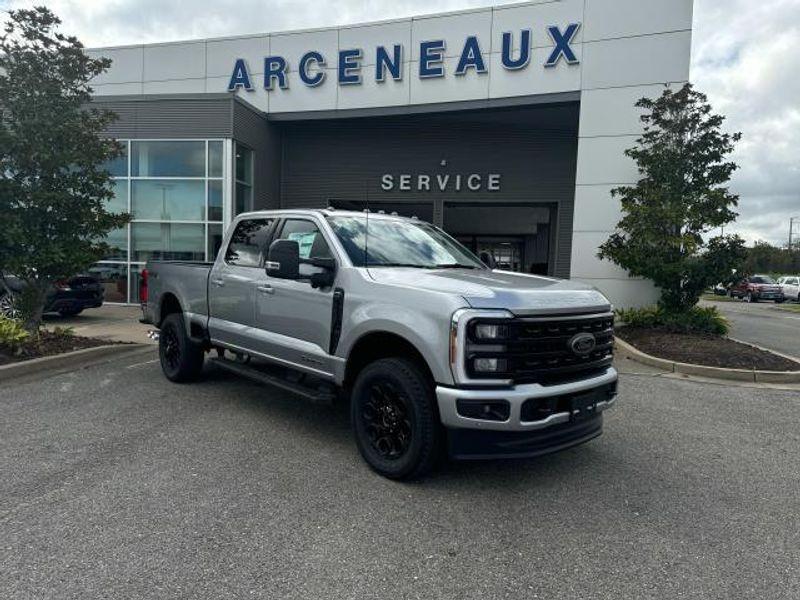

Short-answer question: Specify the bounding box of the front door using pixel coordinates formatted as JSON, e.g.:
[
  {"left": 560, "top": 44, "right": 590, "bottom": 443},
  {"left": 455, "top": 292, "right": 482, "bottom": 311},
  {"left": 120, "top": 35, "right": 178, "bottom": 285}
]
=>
[
  {"left": 208, "top": 217, "right": 275, "bottom": 349},
  {"left": 252, "top": 217, "right": 338, "bottom": 377}
]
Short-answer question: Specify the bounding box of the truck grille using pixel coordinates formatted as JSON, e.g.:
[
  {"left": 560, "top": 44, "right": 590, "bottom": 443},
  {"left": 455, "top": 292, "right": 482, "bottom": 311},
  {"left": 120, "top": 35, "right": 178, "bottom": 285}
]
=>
[{"left": 466, "top": 312, "right": 614, "bottom": 385}]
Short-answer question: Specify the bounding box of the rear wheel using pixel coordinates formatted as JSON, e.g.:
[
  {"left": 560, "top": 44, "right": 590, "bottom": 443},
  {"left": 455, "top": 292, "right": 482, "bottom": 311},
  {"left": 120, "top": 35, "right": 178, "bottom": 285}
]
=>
[
  {"left": 159, "top": 313, "right": 204, "bottom": 382},
  {"left": 351, "top": 358, "right": 440, "bottom": 480}
]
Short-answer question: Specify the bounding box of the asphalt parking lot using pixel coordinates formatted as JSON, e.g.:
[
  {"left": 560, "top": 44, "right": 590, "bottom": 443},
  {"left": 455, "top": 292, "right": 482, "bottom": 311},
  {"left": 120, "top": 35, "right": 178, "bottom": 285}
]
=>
[
  {"left": 2, "top": 352, "right": 799, "bottom": 599},
  {"left": 702, "top": 298, "right": 800, "bottom": 359}
]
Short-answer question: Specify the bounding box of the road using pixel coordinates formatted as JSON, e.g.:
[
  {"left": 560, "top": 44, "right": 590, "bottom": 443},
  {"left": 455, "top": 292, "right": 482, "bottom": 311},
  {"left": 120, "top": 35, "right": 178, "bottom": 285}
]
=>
[
  {"left": 2, "top": 352, "right": 799, "bottom": 599},
  {"left": 702, "top": 298, "right": 800, "bottom": 359}
]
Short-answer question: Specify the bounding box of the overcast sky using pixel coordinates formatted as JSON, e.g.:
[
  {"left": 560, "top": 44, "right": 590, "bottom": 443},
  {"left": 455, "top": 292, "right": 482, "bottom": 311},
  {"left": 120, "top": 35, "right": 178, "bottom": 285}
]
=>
[{"left": 2, "top": 0, "right": 798, "bottom": 247}]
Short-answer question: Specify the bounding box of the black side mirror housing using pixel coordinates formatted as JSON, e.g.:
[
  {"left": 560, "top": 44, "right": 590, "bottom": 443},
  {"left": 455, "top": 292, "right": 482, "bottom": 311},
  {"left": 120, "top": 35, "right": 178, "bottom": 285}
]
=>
[
  {"left": 307, "top": 257, "right": 337, "bottom": 289},
  {"left": 267, "top": 239, "right": 300, "bottom": 279}
]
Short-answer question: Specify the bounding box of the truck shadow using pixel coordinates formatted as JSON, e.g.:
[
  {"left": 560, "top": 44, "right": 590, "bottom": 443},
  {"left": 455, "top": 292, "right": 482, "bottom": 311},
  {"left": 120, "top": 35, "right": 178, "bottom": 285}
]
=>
[{"left": 201, "top": 364, "right": 617, "bottom": 488}]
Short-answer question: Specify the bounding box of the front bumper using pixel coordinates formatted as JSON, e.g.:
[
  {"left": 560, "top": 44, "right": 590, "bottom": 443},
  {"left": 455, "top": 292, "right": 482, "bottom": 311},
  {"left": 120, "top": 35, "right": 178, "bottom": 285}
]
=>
[{"left": 436, "top": 367, "right": 618, "bottom": 432}]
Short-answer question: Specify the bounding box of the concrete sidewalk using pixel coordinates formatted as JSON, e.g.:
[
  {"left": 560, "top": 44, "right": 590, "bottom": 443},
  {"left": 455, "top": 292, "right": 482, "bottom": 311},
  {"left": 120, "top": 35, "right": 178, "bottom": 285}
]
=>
[{"left": 43, "top": 305, "right": 155, "bottom": 345}]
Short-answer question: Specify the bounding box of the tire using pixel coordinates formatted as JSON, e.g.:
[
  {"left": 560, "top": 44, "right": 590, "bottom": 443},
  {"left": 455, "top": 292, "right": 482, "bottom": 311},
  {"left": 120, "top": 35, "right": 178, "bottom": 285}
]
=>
[
  {"left": 0, "top": 292, "right": 19, "bottom": 319},
  {"left": 158, "top": 313, "right": 204, "bottom": 383},
  {"left": 59, "top": 308, "right": 83, "bottom": 317},
  {"left": 745, "top": 292, "right": 755, "bottom": 303},
  {"left": 350, "top": 357, "right": 440, "bottom": 480}
]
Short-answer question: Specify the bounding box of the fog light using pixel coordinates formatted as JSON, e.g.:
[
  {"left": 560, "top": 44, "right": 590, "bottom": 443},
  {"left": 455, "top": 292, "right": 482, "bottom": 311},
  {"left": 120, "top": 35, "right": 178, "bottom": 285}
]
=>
[
  {"left": 474, "top": 323, "right": 508, "bottom": 340},
  {"left": 456, "top": 399, "right": 510, "bottom": 421},
  {"left": 473, "top": 357, "right": 507, "bottom": 373}
]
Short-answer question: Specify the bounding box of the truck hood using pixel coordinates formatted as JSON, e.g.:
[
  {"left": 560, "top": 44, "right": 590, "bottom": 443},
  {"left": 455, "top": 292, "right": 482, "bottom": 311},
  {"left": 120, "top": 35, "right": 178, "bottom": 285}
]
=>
[{"left": 367, "top": 268, "right": 611, "bottom": 315}]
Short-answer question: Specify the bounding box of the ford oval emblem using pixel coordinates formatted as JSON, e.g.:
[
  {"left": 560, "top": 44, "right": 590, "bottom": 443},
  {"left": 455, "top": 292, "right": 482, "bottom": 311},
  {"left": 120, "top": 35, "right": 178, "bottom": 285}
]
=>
[{"left": 569, "top": 332, "right": 596, "bottom": 356}]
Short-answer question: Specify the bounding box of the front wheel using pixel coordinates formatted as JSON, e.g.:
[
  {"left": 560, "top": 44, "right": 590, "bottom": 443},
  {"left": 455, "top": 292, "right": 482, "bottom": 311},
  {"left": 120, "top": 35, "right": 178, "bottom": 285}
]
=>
[
  {"left": 351, "top": 358, "right": 440, "bottom": 480},
  {"left": 159, "top": 313, "right": 204, "bottom": 382},
  {"left": 745, "top": 292, "right": 755, "bottom": 303}
]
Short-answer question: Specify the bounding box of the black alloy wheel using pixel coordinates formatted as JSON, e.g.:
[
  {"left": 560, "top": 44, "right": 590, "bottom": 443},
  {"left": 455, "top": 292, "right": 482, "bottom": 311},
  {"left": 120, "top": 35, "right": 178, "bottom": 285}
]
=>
[
  {"left": 362, "top": 381, "right": 413, "bottom": 460},
  {"left": 351, "top": 357, "right": 440, "bottom": 480}
]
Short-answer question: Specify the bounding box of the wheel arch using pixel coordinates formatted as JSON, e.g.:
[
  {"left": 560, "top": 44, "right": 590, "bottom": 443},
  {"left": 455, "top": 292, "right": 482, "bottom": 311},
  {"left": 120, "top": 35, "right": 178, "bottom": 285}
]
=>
[{"left": 344, "top": 331, "right": 436, "bottom": 391}]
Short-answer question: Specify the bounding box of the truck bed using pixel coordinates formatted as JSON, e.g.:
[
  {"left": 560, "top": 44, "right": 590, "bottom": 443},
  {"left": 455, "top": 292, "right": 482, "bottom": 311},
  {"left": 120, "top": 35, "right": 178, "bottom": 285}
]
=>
[{"left": 146, "top": 260, "right": 213, "bottom": 324}]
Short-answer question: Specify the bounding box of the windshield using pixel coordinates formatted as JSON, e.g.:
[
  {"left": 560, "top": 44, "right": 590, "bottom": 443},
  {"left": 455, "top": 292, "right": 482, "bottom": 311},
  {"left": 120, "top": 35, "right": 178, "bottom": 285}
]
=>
[
  {"left": 326, "top": 215, "right": 485, "bottom": 269},
  {"left": 751, "top": 276, "right": 776, "bottom": 284}
]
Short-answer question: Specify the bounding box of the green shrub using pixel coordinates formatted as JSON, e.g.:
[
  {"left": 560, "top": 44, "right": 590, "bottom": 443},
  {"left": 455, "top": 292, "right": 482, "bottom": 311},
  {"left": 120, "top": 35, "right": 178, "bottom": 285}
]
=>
[
  {"left": 0, "top": 316, "right": 30, "bottom": 350},
  {"left": 616, "top": 305, "right": 729, "bottom": 335},
  {"left": 51, "top": 326, "right": 75, "bottom": 338}
]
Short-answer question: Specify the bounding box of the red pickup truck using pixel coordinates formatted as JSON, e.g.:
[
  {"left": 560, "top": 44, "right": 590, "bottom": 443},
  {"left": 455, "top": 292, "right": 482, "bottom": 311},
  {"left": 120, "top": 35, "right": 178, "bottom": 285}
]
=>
[{"left": 729, "top": 275, "right": 785, "bottom": 303}]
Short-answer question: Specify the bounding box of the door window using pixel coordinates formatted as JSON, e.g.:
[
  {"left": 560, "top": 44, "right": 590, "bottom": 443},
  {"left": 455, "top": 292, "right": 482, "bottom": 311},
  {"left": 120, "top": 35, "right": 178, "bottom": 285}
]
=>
[
  {"left": 274, "top": 219, "right": 333, "bottom": 277},
  {"left": 224, "top": 219, "right": 274, "bottom": 267}
]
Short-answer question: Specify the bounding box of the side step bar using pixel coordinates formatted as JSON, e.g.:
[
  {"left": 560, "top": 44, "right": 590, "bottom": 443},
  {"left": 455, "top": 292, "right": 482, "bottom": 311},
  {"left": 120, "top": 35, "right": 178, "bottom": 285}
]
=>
[{"left": 208, "top": 356, "right": 337, "bottom": 405}]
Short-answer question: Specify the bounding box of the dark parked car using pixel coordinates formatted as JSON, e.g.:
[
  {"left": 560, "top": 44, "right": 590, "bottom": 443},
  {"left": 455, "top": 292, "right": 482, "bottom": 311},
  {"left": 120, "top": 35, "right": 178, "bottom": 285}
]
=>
[
  {"left": 729, "top": 275, "right": 784, "bottom": 303},
  {"left": 0, "top": 273, "right": 104, "bottom": 319}
]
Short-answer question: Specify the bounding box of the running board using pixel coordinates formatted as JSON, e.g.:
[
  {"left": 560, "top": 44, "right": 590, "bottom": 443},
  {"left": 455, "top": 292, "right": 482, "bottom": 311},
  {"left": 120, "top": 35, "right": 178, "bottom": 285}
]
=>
[{"left": 208, "top": 357, "right": 336, "bottom": 404}]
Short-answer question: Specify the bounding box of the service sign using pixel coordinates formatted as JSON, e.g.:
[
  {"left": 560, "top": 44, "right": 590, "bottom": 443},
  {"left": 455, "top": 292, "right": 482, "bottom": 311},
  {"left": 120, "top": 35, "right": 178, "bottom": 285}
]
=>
[{"left": 227, "top": 24, "right": 580, "bottom": 93}]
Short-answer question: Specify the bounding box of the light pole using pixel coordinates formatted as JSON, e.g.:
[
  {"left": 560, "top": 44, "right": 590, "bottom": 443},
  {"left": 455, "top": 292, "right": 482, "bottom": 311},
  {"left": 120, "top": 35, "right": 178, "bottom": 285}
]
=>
[{"left": 790, "top": 216, "right": 800, "bottom": 250}]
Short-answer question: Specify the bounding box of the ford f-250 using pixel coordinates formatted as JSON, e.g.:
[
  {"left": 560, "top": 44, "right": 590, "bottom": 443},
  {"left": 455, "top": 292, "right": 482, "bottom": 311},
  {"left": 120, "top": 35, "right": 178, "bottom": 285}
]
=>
[{"left": 141, "top": 209, "right": 618, "bottom": 479}]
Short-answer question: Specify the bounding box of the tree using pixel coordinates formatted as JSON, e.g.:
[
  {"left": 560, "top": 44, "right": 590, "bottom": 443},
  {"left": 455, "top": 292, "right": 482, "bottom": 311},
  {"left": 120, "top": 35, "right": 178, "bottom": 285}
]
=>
[
  {"left": 598, "top": 83, "right": 746, "bottom": 312},
  {"left": 0, "top": 6, "right": 129, "bottom": 333}
]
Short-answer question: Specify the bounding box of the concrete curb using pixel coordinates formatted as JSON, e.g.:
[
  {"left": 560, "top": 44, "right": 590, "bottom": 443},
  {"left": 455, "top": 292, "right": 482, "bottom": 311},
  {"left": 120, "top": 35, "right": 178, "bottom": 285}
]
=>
[
  {"left": 0, "top": 343, "right": 153, "bottom": 382},
  {"left": 614, "top": 337, "right": 800, "bottom": 384}
]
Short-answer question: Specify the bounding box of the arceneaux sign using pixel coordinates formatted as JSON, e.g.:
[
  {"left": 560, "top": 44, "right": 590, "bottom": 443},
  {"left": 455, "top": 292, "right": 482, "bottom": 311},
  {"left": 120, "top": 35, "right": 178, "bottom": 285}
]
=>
[{"left": 228, "top": 24, "right": 580, "bottom": 92}]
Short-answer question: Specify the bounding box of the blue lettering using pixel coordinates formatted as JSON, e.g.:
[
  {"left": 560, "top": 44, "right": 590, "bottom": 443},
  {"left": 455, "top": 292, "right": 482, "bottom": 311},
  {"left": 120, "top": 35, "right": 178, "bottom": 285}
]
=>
[
  {"left": 265, "top": 56, "right": 288, "bottom": 90},
  {"left": 545, "top": 23, "right": 580, "bottom": 67},
  {"left": 376, "top": 45, "right": 402, "bottom": 82},
  {"left": 227, "top": 58, "right": 253, "bottom": 91},
  {"left": 299, "top": 51, "right": 326, "bottom": 86},
  {"left": 501, "top": 30, "right": 531, "bottom": 70},
  {"left": 338, "top": 49, "right": 362, "bottom": 85},
  {"left": 455, "top": 36, "right": 486, "bottom": 76},
  {"left": 419, "top": 40, "right": 445, "bottom": 78}
]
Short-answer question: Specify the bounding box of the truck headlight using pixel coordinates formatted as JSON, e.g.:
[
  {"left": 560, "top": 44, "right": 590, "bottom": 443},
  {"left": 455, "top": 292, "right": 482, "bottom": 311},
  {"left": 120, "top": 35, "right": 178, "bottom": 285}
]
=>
[{"left": 473, "top": 323, "right": 508, "bottom": 340}]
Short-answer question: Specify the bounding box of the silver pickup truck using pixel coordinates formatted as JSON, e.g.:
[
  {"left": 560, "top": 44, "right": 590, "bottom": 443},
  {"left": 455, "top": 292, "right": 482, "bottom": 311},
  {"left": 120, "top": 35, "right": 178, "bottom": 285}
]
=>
[{"left": 141, "top": 209, "right": 618, "bottom": 479}]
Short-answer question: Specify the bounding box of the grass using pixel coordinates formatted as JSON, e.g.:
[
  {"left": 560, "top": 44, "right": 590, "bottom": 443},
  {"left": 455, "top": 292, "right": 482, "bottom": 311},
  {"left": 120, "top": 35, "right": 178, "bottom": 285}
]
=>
[{"left": 775, "top": 303, "right": 800, "bottom": 313}]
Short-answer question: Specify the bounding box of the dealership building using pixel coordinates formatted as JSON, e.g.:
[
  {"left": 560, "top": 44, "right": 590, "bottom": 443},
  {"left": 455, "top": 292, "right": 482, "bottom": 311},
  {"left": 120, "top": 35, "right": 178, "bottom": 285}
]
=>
[{"left": 88, "top": 0, "right": 693, "bottom": 306}]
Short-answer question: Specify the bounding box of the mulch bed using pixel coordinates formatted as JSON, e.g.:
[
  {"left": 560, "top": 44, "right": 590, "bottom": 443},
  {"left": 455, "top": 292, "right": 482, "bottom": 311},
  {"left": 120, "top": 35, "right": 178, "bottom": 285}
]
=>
[
  {"left": 616, "top": 327, "right": 800, "bottom": 372},
  {"left": 0, "top": 330, "right": 123, "bottom": 366}
]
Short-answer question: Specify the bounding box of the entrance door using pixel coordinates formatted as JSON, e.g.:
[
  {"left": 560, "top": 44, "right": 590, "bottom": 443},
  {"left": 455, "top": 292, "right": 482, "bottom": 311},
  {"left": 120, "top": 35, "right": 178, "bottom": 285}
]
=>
[{"left": 475, "top": 238, "right": 525, "bottom": 272}]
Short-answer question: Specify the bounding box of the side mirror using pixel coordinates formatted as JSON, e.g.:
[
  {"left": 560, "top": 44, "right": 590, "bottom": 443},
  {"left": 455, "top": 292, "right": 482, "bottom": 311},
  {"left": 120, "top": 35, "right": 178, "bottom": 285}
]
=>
[
  {"left": 266, "top": 239, "right": 300, "bottom": 279},
  {"left": 307, "top": 257, "right": 337, "bottom": 289},
  {"left": 479, "top": 251, "right": 496, "bottom": 269}
]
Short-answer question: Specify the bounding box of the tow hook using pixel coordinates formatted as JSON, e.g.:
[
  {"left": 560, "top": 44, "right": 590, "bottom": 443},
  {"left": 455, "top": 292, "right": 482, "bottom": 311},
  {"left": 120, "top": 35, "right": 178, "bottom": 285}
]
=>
[{"left": 147, "top": 329, "right": 160, "bottom": 341}]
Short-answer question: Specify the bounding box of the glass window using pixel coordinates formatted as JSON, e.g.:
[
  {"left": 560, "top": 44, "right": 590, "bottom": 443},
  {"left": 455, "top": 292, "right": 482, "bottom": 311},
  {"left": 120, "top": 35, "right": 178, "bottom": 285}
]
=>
[
  {"left": 208, "top": 180, "right": 223, "bottom": 221},
  {"left": 208, "top": 141, "right": 223, "bottom": 178},
  {"left": 224, "top": 219, "right": 274, "bottom": 267},
  {"left": 235, "top": 182, "right": 252, "bottom": 215},
  {"left": 207, "top": 224, "right": 223, "bottom": 262},
  {"left": 131, "top": 141, "right": 205, "bottom": 177},
  {"left": 103, "top": 227, "right": 128, "bottom": 261},
  {"left": 103, "top": 143, "right": 128, "bottom": 177},
  {"left": 277, "top": 219, "right": 332, "bottom": 260},
  {"left": 88, "top": 263, "right": 128, "bottom": 303},
  {"left": 235, "top": 144, "right": 253, "bottom": 183},
  {"left": 131, "top": 180, "right": 205, "bottom": 221},
  {"left": 131, "top": 223, "right": 205, "bottom": 262},
  {"left": 106, "top": 180, "right": 128, "bottom": 214}
]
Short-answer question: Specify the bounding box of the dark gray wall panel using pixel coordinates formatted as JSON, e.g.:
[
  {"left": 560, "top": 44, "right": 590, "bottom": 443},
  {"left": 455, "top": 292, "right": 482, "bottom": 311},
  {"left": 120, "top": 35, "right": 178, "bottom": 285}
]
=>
[
  {"left": 233, "top": 100, "right": 281, "bottom": 210},
  {"left": 278, "top": 108, "right": 578, "bottom": 277},
  {"left": 93, "top": 95, "right": 235, "bottom": 139}
]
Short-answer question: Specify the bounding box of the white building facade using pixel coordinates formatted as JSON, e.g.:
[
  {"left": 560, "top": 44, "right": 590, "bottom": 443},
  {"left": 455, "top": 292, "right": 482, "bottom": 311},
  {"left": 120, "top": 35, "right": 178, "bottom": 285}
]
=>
[{"left": 89, "top": 0, "right": 694, "bottom": 306}]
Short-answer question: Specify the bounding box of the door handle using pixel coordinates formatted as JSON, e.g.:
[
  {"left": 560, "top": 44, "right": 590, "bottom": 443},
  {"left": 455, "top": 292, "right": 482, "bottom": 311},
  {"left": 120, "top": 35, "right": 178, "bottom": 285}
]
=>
[
  {"left": 256, "top": 284, "right": 274, "bottom": 295},
  {"left": 211, "top": 278, "right": 225, "bottom": 287}
]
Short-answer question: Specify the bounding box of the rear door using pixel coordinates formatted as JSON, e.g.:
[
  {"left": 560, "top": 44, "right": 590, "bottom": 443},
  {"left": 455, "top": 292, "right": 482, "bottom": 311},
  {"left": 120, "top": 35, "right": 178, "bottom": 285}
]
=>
[
  {"left": 208, "top": 217, "right": 275, "bottom": 350},
  {"left": 251, "top": 217, "right": 339, "bottom": 377}
]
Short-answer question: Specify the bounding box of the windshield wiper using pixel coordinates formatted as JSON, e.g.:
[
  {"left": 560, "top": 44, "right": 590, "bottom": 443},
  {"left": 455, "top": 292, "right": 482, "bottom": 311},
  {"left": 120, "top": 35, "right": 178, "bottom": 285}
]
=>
[
  {"left": 366, "top": 263, "right": 431, "bottom": 268},
  {"left": 433, "top": 263, "right": 479, "bottom": 269}
]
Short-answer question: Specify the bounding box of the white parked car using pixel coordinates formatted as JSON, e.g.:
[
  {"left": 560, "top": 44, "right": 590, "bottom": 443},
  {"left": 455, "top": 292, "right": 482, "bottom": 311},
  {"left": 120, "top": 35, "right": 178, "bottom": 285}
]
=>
[{"left": 777, "top": 276, "right": 800, "bottom": 302}]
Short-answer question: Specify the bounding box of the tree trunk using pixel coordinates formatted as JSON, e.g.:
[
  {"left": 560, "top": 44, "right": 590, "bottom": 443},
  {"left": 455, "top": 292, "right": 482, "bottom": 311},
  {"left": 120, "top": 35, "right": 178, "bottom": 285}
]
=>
[{"left": 21, "top": 280, "right": 49, "bottom": 336}]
